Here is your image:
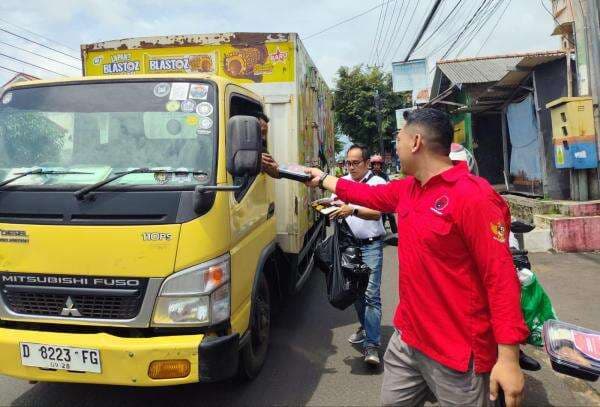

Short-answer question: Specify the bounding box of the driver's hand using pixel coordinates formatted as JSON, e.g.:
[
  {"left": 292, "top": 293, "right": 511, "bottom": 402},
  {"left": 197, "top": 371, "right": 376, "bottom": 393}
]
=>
[
  {"left": 304, "top": 167, "right": 324, "bottom": 188},
  {"left": 261, "top": 153, "right": 280, "bottom": 178}
]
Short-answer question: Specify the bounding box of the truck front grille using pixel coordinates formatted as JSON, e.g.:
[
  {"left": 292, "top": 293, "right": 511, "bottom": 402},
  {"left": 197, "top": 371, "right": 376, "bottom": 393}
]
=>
[
  {"left": 0, "top": 273, "right": 148, "bottom": 321},
  {"left": 4, "top": 291, "right": 142, "bottom": 319}
]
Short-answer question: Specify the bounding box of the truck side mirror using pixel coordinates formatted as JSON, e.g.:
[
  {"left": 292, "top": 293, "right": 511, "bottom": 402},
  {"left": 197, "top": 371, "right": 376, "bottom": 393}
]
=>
[{"left": 227, "top": 115, "right": 261, "bottom": 177}]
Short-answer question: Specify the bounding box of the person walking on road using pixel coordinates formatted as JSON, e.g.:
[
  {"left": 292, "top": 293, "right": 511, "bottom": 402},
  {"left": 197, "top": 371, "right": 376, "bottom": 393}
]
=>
[
  {"left": 330, "top": 144, "right": 387, "bottom": 367},
  {"left": 305, "top": 108, "right": 528, "bottom": 407}
]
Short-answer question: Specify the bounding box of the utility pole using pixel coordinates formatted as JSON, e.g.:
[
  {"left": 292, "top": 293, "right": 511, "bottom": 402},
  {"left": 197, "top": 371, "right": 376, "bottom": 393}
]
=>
[
  {"left": 573, "top": 0, "right": 600, "bottom": 199},
  {"left": 375, "top": 90, "right": 384, "bottom": 155},
  {"left": 583, "top": 0, "right": 600, "bottom": 198}
]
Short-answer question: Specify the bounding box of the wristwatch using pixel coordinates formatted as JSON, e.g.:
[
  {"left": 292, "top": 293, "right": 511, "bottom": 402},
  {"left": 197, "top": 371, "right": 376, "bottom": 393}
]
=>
[
  {"left": 352, "top": 207, "right": 359, "bottom": 217},
  {"left": 318, "top": 172, "right": 329, "bottom": 189}
]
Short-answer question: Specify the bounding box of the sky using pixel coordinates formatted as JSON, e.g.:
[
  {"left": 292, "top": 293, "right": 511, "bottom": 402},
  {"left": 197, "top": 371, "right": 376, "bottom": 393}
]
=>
[{"left": 0, "top": 0, "right": 559, "bottom": 88}]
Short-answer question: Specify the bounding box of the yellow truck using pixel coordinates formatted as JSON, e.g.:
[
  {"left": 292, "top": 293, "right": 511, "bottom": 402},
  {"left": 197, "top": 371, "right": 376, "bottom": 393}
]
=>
[{"left": 0, "top": 32, "right": 334, "bottom": 386}]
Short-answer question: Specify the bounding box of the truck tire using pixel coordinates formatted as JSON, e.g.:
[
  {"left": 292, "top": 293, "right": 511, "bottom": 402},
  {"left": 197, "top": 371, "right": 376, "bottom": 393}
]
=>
[{"left": 238, "top": 272, "right": 271, "bottom": 380}]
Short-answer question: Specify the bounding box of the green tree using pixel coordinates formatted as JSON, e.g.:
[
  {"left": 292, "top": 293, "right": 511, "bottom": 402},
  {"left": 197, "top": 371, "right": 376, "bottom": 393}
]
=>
[
  {"left": 334, "top": 134, "right": 345, "bottom": 155},
  {"left": 333, "top": 65, "right": 408, "bottom": 154}
]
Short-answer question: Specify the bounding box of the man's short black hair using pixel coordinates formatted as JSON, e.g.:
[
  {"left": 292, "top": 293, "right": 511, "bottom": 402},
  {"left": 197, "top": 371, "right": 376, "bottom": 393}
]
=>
[
  {"left": 405, "top": 108, "right": 453, "bottom": 154},
  {"left": 256, "top": 112, "right": 269, "bottom": 123},
  {"left": 346, "top": 143, "right": 370, "bottom": 162}
]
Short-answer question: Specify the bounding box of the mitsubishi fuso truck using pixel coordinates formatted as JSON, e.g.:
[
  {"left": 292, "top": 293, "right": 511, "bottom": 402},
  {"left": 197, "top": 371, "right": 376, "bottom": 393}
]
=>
[{"left": 0, "top": 32, "right": 334, "bottom": 386}]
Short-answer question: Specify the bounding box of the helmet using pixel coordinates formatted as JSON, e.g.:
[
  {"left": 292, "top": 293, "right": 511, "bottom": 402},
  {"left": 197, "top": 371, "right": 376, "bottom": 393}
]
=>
[
  {"left": 370, "top": 154, "right": 384, "bottom": 164},
  {"left": 449, "top": 143, "right": 479, "bottom": 175}
]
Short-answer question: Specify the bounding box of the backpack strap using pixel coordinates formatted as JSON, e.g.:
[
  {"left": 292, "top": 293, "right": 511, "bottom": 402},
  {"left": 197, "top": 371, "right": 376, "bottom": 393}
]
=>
[{"left": 361, "top": 172, "right": 374, "bottom": 184}]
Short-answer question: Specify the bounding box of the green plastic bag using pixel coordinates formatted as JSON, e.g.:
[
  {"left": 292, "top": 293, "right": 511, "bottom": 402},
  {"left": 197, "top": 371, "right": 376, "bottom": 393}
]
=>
[{"left": 519, "top": 269, "right": 557, "bottom": 346}]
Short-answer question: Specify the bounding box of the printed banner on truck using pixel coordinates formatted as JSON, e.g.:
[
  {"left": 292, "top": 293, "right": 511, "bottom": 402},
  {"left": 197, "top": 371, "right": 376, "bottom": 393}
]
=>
[{"left": 84, "top": 42, "right": 295, "bottom": 83}]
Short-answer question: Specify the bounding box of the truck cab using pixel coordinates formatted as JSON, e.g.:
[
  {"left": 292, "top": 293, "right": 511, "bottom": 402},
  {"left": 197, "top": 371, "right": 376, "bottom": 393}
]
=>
[{"left": 0, "top": 74, "right": 318, "bottom": 385}]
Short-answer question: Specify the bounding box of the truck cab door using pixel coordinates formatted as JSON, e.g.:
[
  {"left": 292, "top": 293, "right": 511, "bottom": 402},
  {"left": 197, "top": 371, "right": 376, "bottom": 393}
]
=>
[{"left": 226, "top": 87, "right": 276, "bottom": 332}]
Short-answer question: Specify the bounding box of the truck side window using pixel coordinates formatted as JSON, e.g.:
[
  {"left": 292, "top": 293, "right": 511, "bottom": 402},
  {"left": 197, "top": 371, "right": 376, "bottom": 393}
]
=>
[{"left": 230, "top": 95, "right": 263, "bottom": 202}]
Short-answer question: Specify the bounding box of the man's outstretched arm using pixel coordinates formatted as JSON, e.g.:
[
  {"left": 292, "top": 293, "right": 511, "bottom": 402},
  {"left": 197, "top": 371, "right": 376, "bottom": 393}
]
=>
[{"left": 305, "top": 168, "right": 401, "bottom": 214}]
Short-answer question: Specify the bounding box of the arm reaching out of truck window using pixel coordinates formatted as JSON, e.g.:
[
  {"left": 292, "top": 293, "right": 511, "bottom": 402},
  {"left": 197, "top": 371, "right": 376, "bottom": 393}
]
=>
[{"left": 262, "top": 153, "right": 281, "bottom": 178}]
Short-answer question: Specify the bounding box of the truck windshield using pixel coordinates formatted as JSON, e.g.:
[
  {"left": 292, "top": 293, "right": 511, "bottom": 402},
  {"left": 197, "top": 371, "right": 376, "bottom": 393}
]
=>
[{"left": 0, "top": 80, "right": 216, "bottom": 187}]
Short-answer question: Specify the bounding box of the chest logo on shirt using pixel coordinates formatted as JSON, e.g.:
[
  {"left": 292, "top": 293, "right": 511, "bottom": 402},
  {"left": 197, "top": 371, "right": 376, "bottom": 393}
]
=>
[
  {"left": 431, "top": 195, "right": 449, "bottom": 215},
  {"left": 491, "top": 222, "right": 506, "bottom": 243}
]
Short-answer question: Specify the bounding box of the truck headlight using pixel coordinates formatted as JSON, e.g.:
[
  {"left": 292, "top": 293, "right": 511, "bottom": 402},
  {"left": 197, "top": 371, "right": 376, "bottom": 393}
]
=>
[{"left": 152, "top": 254, "right": 230, "bottom": 326}]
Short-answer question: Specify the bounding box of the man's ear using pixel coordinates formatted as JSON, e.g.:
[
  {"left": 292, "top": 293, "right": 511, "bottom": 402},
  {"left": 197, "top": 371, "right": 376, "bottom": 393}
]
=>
[{"left": 411, "top": 133, "right": 423, "bottom": 153}]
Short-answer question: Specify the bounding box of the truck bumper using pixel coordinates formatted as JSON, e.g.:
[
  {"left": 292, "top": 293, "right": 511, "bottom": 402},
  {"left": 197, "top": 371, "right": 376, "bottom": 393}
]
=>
[{"left": 0, "top": 326, "right": 239, "bottom": 386}]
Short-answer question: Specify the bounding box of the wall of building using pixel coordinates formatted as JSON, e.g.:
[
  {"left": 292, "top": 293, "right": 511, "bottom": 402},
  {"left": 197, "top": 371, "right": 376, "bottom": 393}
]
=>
[
  {"left": 533, "top": 58, "right": 572, "bottom": 199},
  {"left": 451, "top": 91, "right": 473, "bottom": 151}
]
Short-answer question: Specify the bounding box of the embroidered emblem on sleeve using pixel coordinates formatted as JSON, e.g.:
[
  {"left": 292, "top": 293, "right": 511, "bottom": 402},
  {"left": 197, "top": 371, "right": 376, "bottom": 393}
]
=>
[{"left": 491, "top": 222, "right": 506, "bottom": 243}]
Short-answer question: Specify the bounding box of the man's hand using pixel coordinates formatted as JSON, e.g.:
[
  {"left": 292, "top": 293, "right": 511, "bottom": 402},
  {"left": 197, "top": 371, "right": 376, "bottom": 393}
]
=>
[
  {"left": 490, "top": 345, "right": 524, "bottom": 407},
  {"left": 261, "top": 153, "right": 280, "bottom": 178},
  {"left": 304, "top": 167, "right": 325, "bottom": 188},
  {"left": 329, "top": 204, "right": 353, "bottom": 220}
]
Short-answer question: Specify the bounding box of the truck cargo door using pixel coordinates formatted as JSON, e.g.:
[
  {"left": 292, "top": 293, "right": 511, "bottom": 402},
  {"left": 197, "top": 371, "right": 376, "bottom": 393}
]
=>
[{"left": 264, "top": 97, "right": 302, "bottom": 255}]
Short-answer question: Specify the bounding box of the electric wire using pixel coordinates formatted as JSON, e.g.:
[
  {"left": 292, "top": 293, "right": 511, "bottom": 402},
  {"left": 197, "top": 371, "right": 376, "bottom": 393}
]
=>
[
  {"left": 303, "top": 0, "right": 396, "bottom": 41},
  {"left": 475, "top": 0, "right": 512, "bottom": 56},
  {"left": 0, "top": 39, "right": 80, "bottom": 70},
  {"left": 0, "top": 27, "right": 80, "bottom": 61},
  {"left": 0, "top": 52, "right": 67, "bottom": 76}
]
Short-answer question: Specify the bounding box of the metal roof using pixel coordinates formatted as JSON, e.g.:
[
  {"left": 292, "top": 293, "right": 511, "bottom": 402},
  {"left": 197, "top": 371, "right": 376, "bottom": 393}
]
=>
[
  {"left": 437, "top": 56, "right": 522, "bottom": 84},
  {"left": 435, "top": 51, "right": 566, "bottom": 85},
  {"left": 430, "top": 50, "right": 566, "bottom": 102}
]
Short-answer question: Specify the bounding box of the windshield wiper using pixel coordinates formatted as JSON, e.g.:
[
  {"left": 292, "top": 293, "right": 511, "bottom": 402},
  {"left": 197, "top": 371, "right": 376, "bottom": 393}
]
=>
[
  {"left": 74, "top": 168, "right": 209, "bottom": 200},
  {"left": 0, "top": 169, "right": 93, "bottom": 189}
]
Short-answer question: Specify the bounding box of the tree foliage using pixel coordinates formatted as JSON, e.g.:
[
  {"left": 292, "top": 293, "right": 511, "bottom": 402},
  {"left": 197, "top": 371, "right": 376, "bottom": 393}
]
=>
[
  {"left": 334, "top": 134, "right": 345, "bottom": 155},
  {"left": 333, "top": 65, "right": 408, "bottom": 154}
]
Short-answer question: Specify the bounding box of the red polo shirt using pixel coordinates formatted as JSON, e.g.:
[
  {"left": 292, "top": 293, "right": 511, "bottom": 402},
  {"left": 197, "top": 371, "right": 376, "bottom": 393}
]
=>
[{"left": 335, "top": 162, "right": 528, "bottom": 373}]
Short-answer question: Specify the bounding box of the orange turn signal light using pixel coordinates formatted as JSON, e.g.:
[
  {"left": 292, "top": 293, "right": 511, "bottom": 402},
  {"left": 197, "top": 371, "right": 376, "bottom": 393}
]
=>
[
  {"left": 148, "top": 360, "right": 191, "bottom": 379},
  {"left": 207, "top": 266, "right": 224, "bottom": 284}
]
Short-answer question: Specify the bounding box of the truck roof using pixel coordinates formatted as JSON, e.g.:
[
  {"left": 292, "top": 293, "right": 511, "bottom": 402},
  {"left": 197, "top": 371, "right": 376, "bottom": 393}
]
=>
[{"left": 82, "top": 32, "right": 298, "bottom": 52}]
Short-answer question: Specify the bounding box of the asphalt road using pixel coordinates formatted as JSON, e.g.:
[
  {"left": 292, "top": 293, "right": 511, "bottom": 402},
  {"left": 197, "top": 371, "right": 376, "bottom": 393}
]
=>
[{"left": 1, "top": 248, "right": 599, "bottom": 406}]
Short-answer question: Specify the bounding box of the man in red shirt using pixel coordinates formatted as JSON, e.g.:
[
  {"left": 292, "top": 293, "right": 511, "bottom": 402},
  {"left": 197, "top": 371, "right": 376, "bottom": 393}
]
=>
[{"left": 305, "top": 108, "right": 528, "bottom": 406}]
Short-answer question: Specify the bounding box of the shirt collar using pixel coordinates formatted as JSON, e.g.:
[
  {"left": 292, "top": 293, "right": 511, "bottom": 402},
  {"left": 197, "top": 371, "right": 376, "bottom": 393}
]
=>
[
  {"left": 420, "top": 162, "right": 469, "bottom": 187},
  {"left": 347, "top": 170, "right": 372, "bottom": 182},
  {"left": 441, "top": 161, "right": 469, "bottom": 182}
]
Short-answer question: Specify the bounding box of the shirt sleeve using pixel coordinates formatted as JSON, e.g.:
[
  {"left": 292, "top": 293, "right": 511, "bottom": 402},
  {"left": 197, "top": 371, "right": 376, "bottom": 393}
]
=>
[
  {"left": 460, "top": 193, "right": 529, "bottom": 345},
  {"left": 334, "top": 177, "right": 404, "bottom": 214}
]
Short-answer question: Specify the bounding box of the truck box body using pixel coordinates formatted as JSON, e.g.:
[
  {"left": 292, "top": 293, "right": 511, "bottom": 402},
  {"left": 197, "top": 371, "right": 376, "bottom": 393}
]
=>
[{"left": 81, "top": 32, "right": 334, "bottom": 254}]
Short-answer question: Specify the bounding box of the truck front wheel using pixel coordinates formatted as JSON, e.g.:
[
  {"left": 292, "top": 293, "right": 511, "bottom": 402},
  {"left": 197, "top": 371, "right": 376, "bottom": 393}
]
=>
[{"left": 238, "top": 272, "right": 271, "bottom": 380}]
